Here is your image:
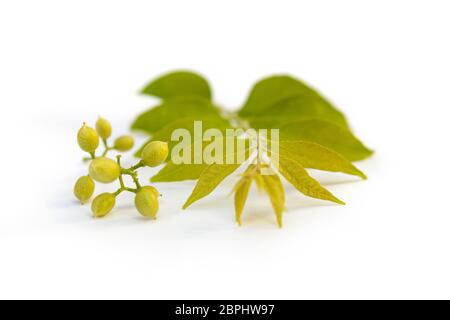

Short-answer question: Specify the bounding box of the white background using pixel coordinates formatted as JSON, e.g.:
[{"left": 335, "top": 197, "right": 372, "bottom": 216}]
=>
[{"left": 0, "top": 0, "right": 449, "bottom": 300}]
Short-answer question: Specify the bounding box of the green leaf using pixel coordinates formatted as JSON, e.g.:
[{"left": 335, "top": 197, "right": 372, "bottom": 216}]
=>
[
  {"left": 277, "top": 155, "right": 345, "bottom": 205},
  {"left": 274, "top": 140, "right": 367, "bottom": 179},
  {"left": 260, "top": 172, "right": 285, "bottom": 228},
  {"left": 152, "top": 136, "right": 252, "bottom": 182},
  {"left": 151, "top": 161, "right": 207, "bottom": 182},
  {"left": 239, "top": 75, "right": 310, "bottom": 116},
  {"left": 253, "top": 174, "right": 265, "bottom": 194},
  {"left": 131, "top": 105, "right": 166, "bottom": 134},
  {"left": 182, "top": 163, "right": 243, "bottom": 209},
  {"left": 131, "top": 96, "right": 220, "bottom": 134},
  {"left": 134, "top": 117, "right": 232, "bottom": 158},
  {"left": 151, "top": 117, "right": 230, "bottom": 143},
  {"left": 140, "top": 70, "right": 212, "bottom": 99},
  {"left": 234, "top": 168, "right": 254, "bottom": 226},
  {"left": 238, "top": 75, "right": 348, "bottom": 128},
  {"left": 279, "top": 119, "right": 373, "bottom": 161},
  {"left": 148, "top": 141, "right": 208, "bottom": 180},
  {"left": 247, "top": 94, "right": 349, "bottom": 129}
]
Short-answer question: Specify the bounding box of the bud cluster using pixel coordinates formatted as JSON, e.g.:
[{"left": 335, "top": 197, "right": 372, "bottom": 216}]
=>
[{"left": 74, "top": 117, "right": 169, "bottom": 219}]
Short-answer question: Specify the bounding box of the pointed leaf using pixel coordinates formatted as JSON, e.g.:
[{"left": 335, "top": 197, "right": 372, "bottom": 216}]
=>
[
  {"left": 260, "top": 173, "right": 285, "bottom": 228},
  {"left": 182, "top": 163, "right": 242, "bottom": 209},
  {"left": 238, "top": 75, "right": 348, "bottom": 128},
  {"left": 234, "top": 174, "right": 253, "bottom": 226},
  {"left": 280, "top": 119, "right": 373, "bottom": 161},
  {"left": 182, "top": 145, "right": 253, "bottom": 208},
  {"left": 274, "top": 140, "right": 367, "bottom": 179},
  {"left": 150, "top": 117, "right": 230, "bottom": 144},
  {"left": 151, "top": 138, "right": 251, "bottom": 182},
  {"left": 151, "top": 162, "right": 207, "bottom": 182},
  {"left": 253, "top": 174, "right": 265, "bottom": 194},
  {"left": 150, "top": 142, "right": 208, "bottom": 182},
  {"left": 141, "top": 70, "right": 212, "bottom": 99},
  {"left": 277, "top": 155, "right": 345, "bottom": 205},
  {"left": 131, "top": 105, "right": 166, "bottom": 134},
  {"left": 133, "top": 116, "right": 230, "bottom": 158},
  {"left": 239, "top": 75, "right": 311, "bottom": 116},
  {"left": 131, "top": 96, "right": 220, "bottom": 134},
  {"left": 150, "top": 141, "right": 211, "bottom": 181},
  {"left": 248, "top": 94, "right": 348, "bottom": 129}
]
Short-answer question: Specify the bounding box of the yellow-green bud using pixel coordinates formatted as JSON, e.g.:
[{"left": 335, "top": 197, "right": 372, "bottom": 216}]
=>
[
  {"left": 141, "top": 141, "right": 169, "bottom": 167},
  {"left": 89, "top": 157, "right": 121, "bottom": 183},
  {"left": 73, "top": 176, "right": 95, "bottom": 204},
  {"left": 114, "top": 135, "right": 134, "bottom": 151},
  {"left": 77, "top": 124, "right": 99, "bottom": 153},
  {"left": 91, "top": 193, "right": 116, "bottom": 218},
  {"left": 95, "top": 117, "right": 112, "bottom": 140},
  {"left": 141, "top": 185, "right": 160, "bottom": 199},
  {"left": 135, "top": 188, "right": 159, "bottom": 219}
]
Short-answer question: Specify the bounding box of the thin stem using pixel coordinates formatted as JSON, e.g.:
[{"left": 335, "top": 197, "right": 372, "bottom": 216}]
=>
[
  {"left": 256, "top": 135, "right": 261, "bottom": 170},
  {"left": 129, "top": 160, "right": 145, "bottom": 171},
  {"left": 120, "top": 162, "right": 142, "bottom": 190},
  {"left": 100, "top": 138, "right": 116, "bottom": 157},
  {"left": 101, "top": 147, "right": 112, "bottom": 157},
  {"left": 116, "top": 156, "right": 126, "bottom": 190},
  {"left": 113, "top": 188, "right": 123, "bottom": 197},
  {"left": 113, "top": 187, "right": 138, "bottom": 196},
  {"left": 113, "top": 155, "right": 141, "bottom": 194},
  {"left": 101, "top": 138, "right": 111, "bottom": 157},
  {"left": 131, "top": 173, "right": 141, "bottom": 189},
  {"left": 118, "top": 174, "right": 125, "bottom": 189},
  {"left": 121, "top": 170, "right": 141, "bottom": 189}
]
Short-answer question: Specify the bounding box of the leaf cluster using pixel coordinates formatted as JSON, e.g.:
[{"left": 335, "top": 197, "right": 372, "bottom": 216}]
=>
[{"left": 131, "top": 70, "right": 373, "bottom": 227}]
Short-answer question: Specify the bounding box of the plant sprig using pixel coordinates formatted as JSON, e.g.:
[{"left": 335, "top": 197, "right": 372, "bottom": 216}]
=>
[{"left": 131, "top": 70, "right": 374, "bottom": 227}]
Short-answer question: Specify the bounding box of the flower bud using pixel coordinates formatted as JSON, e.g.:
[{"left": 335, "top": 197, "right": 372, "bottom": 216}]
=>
[
  {"left": 91, "top": 193, "right": 116, "bottom": 218},
  {"left": 73, "top": 176, "right": 95, "bottom": 204},
  {"left": 141, "top": 141, "right": 169, "bottom": 167},
  {"left": 135, "top": 188, "right": 159, "bottom": 219},
  {"left": 141, "top": 185, "right": 160, "bottom": 199},
  {"left": 77, "top": 124, "right": 99, "bottom": 152},
  {"left": 89, "top": 157, "right": 121, "bottom": 183},
  {"left": 95, "top": 117, "right": 112, "bottom": 140},
  {"left": 114, "top": 135, "right": 134, "bottom": 151}
]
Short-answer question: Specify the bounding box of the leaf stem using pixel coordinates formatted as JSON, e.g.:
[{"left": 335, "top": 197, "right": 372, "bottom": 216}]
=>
[
  {"left": 129, "top": 160, "right": 145, "bottom": 171},
  {"left": 256, "top": 135, "right": 261, "bottom": 170},
  {"left": 120, "top": 160, "right": 143, "bottom": 190},
  {"left": 222, "top": 110, "right": 250, "bottom": 130},
  {"left": 114, "top": 155, "right": 141, "bottom": 195},
  {"left": 101, "top": 138, "right": 114, "bottom": 157},
  {"left": 130, "top": 173, "right": 141, "bottom": 189},
  {"left": 116, "top": 155, "right": 126, "bottom": 189}
]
